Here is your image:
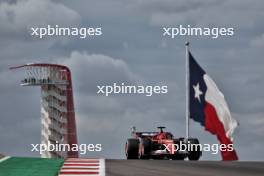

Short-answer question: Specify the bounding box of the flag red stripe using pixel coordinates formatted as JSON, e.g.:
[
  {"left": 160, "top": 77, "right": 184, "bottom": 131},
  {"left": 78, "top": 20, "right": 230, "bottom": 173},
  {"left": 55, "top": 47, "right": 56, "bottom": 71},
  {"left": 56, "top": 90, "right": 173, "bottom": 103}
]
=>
[{"left": 204, "top": 102, "right": 238, "bottom": 160}]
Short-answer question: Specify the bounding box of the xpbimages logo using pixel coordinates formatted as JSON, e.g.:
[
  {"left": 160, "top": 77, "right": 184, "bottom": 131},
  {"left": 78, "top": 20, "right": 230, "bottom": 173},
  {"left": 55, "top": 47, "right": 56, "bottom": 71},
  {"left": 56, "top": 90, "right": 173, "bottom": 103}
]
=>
[
  {"left": 31, "top": 141, "right": 102, "bottom": 155},
  {"left": 97, "top": 83, "right": 168, "bottom": 96},
  {"left": 163, "top": 25, "right": 234, "bottom": 39},
  {"left": 30, "top": 25, "right": 102, "bottom": 39},
  {"left": 164, "top": 141, "right": 234, "bottom": 155}
]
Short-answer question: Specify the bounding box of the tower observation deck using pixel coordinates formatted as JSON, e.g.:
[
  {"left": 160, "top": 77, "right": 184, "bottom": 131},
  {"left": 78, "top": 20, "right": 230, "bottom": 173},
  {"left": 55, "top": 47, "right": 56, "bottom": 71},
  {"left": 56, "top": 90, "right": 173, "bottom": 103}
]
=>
[{"left": 10, "top": 63, "right": 78, "bottom": 158}]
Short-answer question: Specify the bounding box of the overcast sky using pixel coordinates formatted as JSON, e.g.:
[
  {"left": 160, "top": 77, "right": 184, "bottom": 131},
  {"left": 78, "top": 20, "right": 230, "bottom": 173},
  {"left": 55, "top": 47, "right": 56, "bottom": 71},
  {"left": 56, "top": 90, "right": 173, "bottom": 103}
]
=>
[{"left": 0, "top": 0, "right": 264, "bottom": 161}]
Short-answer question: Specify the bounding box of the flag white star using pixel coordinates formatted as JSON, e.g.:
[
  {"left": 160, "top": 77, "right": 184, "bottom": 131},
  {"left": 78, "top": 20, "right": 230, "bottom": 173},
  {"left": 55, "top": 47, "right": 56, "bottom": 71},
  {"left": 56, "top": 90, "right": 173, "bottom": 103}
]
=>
[{"left": 193, "top": 83, "right": 203, "bottom": 103}]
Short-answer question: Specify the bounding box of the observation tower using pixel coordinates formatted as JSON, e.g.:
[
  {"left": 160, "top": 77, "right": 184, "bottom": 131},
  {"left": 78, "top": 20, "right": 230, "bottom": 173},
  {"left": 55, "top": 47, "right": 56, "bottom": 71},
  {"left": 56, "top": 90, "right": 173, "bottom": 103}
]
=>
[{"left": 10, "top": 63, "right": 78, "bottom": 158}]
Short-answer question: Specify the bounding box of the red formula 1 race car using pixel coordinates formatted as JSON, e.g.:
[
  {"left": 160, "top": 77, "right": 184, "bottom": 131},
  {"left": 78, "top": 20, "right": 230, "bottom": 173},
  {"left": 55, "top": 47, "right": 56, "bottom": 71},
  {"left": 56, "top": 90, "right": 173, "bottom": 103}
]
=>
[{"left": 125, "top": 126, "right": 202, "bottom": 160}]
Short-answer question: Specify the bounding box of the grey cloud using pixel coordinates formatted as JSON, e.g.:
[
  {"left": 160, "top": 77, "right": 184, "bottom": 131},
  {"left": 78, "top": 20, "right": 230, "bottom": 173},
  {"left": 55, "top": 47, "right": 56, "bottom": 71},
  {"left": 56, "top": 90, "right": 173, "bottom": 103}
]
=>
[
  {"left": 149, "top": 0, "right": 264, "bottom": 28},
  {"left": 0, "top": 0, "right": 80, "bottom": 39},
  {"left": 250, "top": 33, "right": 264, "bottom": 48},
  {"left": 60, "top": 51, "right": 140, "bottom": 94}
]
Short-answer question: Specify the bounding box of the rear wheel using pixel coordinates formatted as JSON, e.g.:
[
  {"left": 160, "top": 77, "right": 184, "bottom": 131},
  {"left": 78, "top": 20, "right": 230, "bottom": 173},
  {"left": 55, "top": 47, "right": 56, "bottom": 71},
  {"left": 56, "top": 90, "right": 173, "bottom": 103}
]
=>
[
  {"left": 139, "top": 138, "right": 152, "bottom": 159},
  {"left": 187, "top": 138, "right": 202, "bottom": 161},
  {"left": 171, "top": 139, "right": 185, "bottom": 160},
  {"left": 125, "top": 139, "right": 139, "bottom": 159}
]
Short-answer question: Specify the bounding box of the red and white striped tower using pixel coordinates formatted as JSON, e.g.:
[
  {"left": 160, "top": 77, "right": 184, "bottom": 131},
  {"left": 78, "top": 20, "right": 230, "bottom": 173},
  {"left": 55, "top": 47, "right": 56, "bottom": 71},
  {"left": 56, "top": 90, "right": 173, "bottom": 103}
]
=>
[{"left": 10, "top": 63, "right": 78, "bottom": 158}]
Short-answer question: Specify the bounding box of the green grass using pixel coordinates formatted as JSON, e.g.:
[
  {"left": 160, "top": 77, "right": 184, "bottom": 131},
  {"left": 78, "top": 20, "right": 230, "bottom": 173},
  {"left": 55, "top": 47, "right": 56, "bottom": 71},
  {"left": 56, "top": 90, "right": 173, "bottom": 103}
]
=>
[{"left": 0, "top": 157, "right": 64, "bottom": 176}]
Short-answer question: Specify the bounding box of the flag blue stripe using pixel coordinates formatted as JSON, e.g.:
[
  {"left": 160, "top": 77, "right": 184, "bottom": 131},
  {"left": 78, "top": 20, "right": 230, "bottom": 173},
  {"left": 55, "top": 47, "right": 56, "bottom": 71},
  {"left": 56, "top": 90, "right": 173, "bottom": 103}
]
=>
[{"left": 189, "top": 52, "right": 207, "bottom": 126}]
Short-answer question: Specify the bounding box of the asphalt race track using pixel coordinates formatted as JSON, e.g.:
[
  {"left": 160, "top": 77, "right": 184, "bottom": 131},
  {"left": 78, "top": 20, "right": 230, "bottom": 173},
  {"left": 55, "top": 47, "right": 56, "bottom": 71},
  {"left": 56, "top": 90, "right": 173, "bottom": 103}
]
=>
[
  {"left": 106, "top": 160, "right": 264, "bottom": 176},
  {"left": 1, "top": 157, "right": 264, "bottom": 175}
]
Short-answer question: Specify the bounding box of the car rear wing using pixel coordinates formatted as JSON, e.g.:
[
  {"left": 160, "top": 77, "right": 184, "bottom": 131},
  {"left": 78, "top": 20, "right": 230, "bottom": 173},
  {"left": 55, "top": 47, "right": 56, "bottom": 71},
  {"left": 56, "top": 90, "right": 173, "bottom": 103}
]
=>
[
  {"left": 136, "top": 132, "right": 158, "bottom": 137},
  {"left": 131, "top": 126, "right": 158, "bottom": 138}
]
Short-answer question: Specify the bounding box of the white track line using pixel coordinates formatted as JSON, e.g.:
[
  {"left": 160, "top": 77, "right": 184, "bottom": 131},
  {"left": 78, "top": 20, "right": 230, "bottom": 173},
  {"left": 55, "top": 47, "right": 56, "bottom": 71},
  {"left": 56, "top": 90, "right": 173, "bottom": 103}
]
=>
[
  {"left": 0, "top": 156, "right": 10, "bottom": 163},
  {"left": 59, "top": 175, "right": 99, "bottom": 176},
  {"left": 58, "top": 158, "right": 105, "bottom": 176},
  {"left": 62, "top": 166, "right": 99, "bottom": 169},
  {"left": 63, "top": 162, "right": 99, "bottom": 164},
  {"left": 58, "top": 175, "right": 99, "bottom": 176},
  {"left": 99, "top": 159, "right": 105, "bottom": 176}
]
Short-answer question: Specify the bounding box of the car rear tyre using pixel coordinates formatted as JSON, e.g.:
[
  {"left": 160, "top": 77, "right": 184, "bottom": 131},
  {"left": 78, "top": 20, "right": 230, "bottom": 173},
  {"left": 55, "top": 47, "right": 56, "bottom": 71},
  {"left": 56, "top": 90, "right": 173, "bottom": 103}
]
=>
[
  {"left": 171, "top": 139, "right": 185, "bottom": 160},
  {"left": 126, "top": 139, "right": 139, "bottom": 159},
  {"left": 139, "top": 138, "right": 152, "bottom": 159},
  {"left": 187, "top": 138, "right": 202, "bottom": 161}
]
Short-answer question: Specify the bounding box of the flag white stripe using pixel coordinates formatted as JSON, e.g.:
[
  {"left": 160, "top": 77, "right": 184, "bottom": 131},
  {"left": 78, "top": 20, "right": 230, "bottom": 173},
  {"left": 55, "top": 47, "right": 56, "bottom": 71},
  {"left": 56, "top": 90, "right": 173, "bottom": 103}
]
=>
[{"left": 204, "top": 74, "right": 238, "bottom": 140}]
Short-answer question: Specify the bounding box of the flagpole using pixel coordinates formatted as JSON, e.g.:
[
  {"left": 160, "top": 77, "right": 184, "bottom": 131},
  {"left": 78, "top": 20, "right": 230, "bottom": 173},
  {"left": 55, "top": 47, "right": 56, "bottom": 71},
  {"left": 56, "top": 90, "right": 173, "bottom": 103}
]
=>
[{"left": 185, "top": 41, "right": 190, "bottom": 140}]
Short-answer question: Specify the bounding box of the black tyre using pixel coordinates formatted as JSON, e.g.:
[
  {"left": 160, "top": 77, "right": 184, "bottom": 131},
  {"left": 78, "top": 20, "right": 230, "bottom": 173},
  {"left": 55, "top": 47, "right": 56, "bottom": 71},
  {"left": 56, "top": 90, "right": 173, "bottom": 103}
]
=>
[
  {"left": 187, "top": 138, "right": 202, "bottom": 161},
  {"left": 139, "top": 138, "right": 152, "bottom": 159},
  {"left": 125, "top": 138, "right": 139, "bottom": 159},
  {"left": 171, "top": 139, "right": 185, "bottom": 160}
]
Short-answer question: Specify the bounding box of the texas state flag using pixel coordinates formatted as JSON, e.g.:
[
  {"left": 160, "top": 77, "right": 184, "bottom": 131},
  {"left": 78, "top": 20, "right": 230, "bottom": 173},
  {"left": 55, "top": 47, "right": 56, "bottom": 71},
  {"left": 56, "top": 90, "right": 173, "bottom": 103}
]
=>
[{"left": 189, "top": 52, "right": 239, "bottom": 161}]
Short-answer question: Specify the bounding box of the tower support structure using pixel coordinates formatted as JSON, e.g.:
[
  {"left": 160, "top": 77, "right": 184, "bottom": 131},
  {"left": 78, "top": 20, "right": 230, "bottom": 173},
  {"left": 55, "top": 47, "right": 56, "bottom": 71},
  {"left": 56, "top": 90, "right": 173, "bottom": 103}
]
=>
[{"left": 11, "top": 63, "right": 78, "bottom": 158}]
